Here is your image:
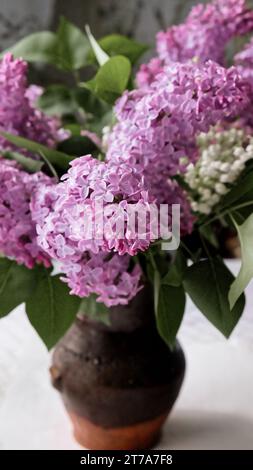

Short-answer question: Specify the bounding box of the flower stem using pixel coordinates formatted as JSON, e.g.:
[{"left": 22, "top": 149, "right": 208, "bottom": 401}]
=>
[{"left": 199, "top": 200, "right": 253, "bottom": 228}]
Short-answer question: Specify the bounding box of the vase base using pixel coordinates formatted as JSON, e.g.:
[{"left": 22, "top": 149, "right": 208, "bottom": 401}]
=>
[{"left": 68, "top": 410, "right": 168, "bottom": 450}]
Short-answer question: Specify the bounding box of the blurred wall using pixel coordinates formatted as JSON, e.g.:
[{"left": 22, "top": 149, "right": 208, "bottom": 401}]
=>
[
  {"left": 0, "top": 0, "right": 53, "bottom": 49},
  {"left": 0, "top": 0, "right": 207, "bottom": 50},
  {"left": 50, "top": 0, "right": 208, "bottom": 44}
]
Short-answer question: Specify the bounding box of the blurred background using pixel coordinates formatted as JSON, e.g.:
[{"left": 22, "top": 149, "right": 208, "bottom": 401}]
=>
[{"left": 0, "top": 0, "right": 208, "bottom": 51}]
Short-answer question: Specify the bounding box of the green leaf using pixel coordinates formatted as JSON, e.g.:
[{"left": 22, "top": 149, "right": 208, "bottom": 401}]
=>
[
  {"left": 39, "top": 151, "right": 59, "bottom": 179},
  {"left": 58, "top": 136, "right": 99, "bottom": 157},
  {"left": 74, "top": 87, "right": 109, "bottom": 117},
  {"left": 5, "top": 31, "right": 58, "bottom": 65},
  {"left": 219, "top": 171, "right": 253, "bottom": 210},
  {"left": 183, "top": 257, "right": 245, "bottom": 337},
  {"left": 56, "top": 17, "right": 89, "bottom": 71},
  {"left": 38, "top": 85, "right": 77, "bottom": 116},
  {"left": 0, "top": 259, "right": 36, "bottom": 318},
  {"left": 172, "top": 174, "right": 192, "bottom": 193},
  {"left": 26, "top": 270, "right": 80, "bottom": 349},
  {"left": 87, "top": 34, "right": 148, "bottom": 65},
  {"left": 154, "top": 270, "right": 160, "bottom": 314},
  {"left": 0, "top": 131, "right": 73, "bottom": 171},
  {"left": 3, "top": 151, "right": 43, "bottom": 173},
  {"left": 156, "top": 284, "right": 185, "bottom": 347},
  {"left": 63, "top": 123, "right": 82, "bottom": 136},
  {"left": 78, "top": 294, "right": 110, "bottom": 325},
  {"left": 229, "top": 214, "right": 253, "bottom": 309},
  {"left": 199, "top": 224, "right": 219, "bottom": 249},
  {"left": 85, "top": 25, "right": 109, "bottom": 66},
  {"left": 5, "top": 19, "right": 89, "bottom": 71},
  {"left": 84, "top": 55, "right": 131, "bottom": 104},
  {"left": 162, "top": 250, "right": 187, "bottom": 287},
  {"left": 86, "top": 110, "right": 114, "bottom": 134}
]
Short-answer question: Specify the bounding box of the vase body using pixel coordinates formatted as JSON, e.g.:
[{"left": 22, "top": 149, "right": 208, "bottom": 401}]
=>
[{"left": 50, "top": 287, "right": 185, "bottom": 450}]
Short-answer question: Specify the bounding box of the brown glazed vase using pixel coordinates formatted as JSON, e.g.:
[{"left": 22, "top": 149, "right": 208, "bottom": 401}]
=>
[{"left": 50, "top": 286, "right": 186, "bottom": 450}]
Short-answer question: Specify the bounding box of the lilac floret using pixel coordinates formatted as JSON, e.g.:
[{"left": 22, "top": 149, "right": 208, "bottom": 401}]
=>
[
  {"left": 157, "top": 0, "right": 253, "bottom": 66},
  {"left": 0, "top": 158, "right": 54, "bottom": 268},
  {"left": 0, "top": 53, "right": 63, "bottom": 152}
]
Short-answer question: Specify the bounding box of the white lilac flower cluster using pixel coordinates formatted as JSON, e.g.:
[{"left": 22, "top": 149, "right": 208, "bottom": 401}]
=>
[{"left": 185, "top": 127, "right": 253, "bottom": 214}]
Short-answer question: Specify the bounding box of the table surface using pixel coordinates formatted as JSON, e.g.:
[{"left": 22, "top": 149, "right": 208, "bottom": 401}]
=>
[{"left": 0, "top": 259, "right": 253, "bottom": 450}]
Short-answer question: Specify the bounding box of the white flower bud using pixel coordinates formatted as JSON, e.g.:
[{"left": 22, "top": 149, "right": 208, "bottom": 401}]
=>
[
  {"left": 186, "top": 163, "right": 194, "bottom": 172},
  {"left": 220, "top": 162, "right": 230, "bottom": 172},
  {"left": 210, "top": 194, "right": 220, "bottom": 205},
  {"left": 246, "top": 144, "right": 253, "bottom": 153},
  {"left": 197, "top": 203, "right": 212, "bottom": 214},
  {"left": 215, "top": 183, "right": 227, "bottom": 195},
  {"left": 191, "top": 201, "right": 198, "bottom": 211},
  {"left": 220, "top": 173, "right": 234, "bottom": 183},
  {"left": 201, "top": 189, "right": 212, "bottom": 200},
  {"left": 185, "top": 125, "right": 253, "bottom": 214},
  {"left": 234, "top": 147, "right": 244, "bottom": 157},
  {"left": 231, "top": 160, "right": 244, "bottom": 172},
  {"left": 211, "top": 161, "right": 222, "bottom": 170}
]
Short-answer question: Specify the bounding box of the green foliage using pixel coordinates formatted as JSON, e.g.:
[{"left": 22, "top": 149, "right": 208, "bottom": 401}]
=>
[
  {"left": 162, "top": 250, "right": 187, "bottom": 287},
  {"left": 84, "top": 55, "right": 132, "bottom": 104},
  {"left": 56, "top": 17, "right": 89, "bottom": 71},
  {"left": 58, "top": 135, "right": 99, "bottom": 157},
  {"left": 3, "top": 151, "right": 43, "bottom": 173},
  {"left": 6, "top": 18, "right": 89, "bottom": 71},
  {"left": 218, "top": 171, "right": 253, "bottom": 215},
  {"left": 74, "top": 87, "right": 109, "bottom": 117},
  {"left": 38, "top": 85, "right": 109, "bottom": 123},
  {"left": 63, "top": 123, "right": 83, "bottom": 136},
  {"left": 0, "top": 259, "right": 80, "bottom": 349},
  {"left": 153, "top": 250, "right": 187, "bottom": 347},
  {"left": 37, "top": 85, "right": 77, "bottom": 116},
  {"left": 26, "top": 268, "right": 80, "bottom": 349},
  {"left": 85, "top": 110, "right": 115, "bottom": 135},
  {"left": 5, "top": 31, "right": 58, "bottom": 65},
  {"left": 183, "top": 257, "right": 245, "bottom": 337},
  {"left": 199, "top": 224, "right": 219, "bottom": 249},
  {"left": 173, "top": 174, "right": 193, "bottom": 194},
  {"left": 87, "top": 34, "right": 148, "bottom": 65},
  {"left": 85, "top": 25, "right": 109, "bottom": 66},
  {"left": 0, "top": 259, "right": 36, "bottom": 318},
  {"left": 229, "top": 214, "right": 253, "bottom": 309},
  {"left": 0, "top": 131, "right": 73, "bottom": 172},
  {"left": 156, "top": 284, "right": 185, "bottom": 348},
  {"left": 154, "top": 269, "right": 160, "bottom": 314},
  {"left": 78, "top": 294, "right": 110, "bottom": 325}
]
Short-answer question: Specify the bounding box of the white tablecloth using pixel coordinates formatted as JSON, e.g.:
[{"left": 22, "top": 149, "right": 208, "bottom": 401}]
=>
[{"left": 0, "top": 260, "right": 253, "bottom": 450}]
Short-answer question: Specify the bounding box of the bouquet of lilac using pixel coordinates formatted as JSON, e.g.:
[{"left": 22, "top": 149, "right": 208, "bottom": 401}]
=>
[{"left": 1, "top": 1, "right": 253, "bottom": 349}]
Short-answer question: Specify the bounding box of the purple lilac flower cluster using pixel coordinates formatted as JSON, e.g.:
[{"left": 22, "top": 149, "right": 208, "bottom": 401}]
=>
[
  {"left": 60, "top": 253, "right": 142, "bottom": 307},
  {"left": 137, "top": 0, "right": 253, "bottom": 89},
  {"left": 107, "top": 60, "right": 249, "bottom": 233},
  {"left": 0, "top": 159, "right": 53, "bottom": 268},
  {"left": 157, "top": 0, "right": 253, "bottom": 65},
  {"left": 31, "top": 165, "right": 143, "bottom": 306},
  {"left": 136, "top": 58, "right": 164, "bottom": 90},
  {"left": 0, "top": 53, "right": 62, "bottom": 152},
  {"left": 31, "top": 155, "right": 151, "bottom": 306},
  {"left": 32, "top": 155, "right": 153, "bottom": 259},
  {"left": 234, "top": 39, "right": 253, "bottom": 127}
]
